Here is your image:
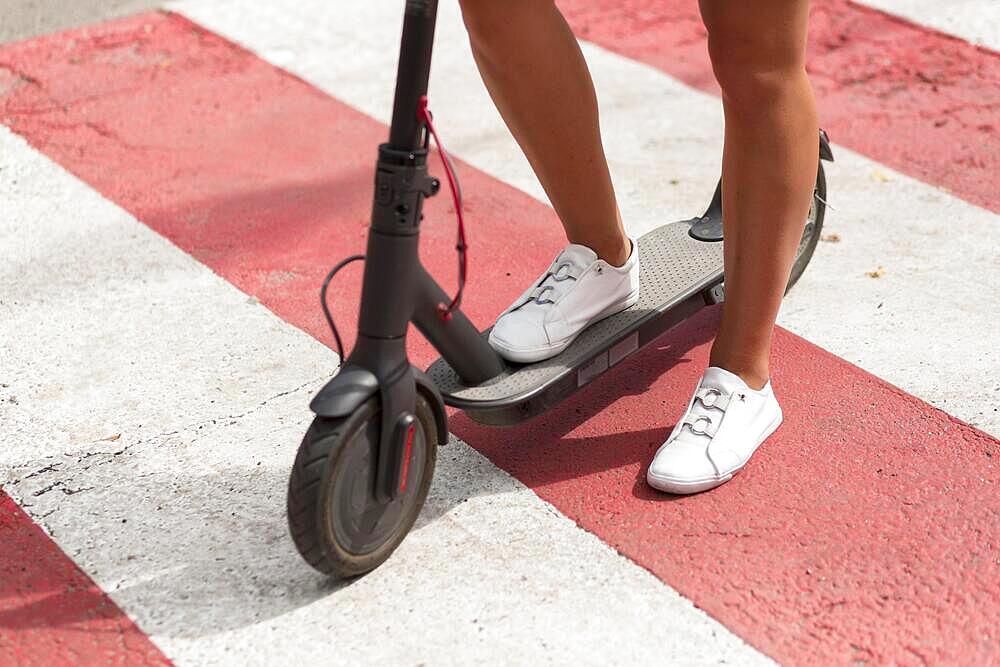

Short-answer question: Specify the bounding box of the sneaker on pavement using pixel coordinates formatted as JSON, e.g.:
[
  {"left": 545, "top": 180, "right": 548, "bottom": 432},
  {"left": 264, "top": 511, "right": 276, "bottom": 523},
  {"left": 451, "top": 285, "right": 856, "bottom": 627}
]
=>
[
  {"left": 646, "top": 366, "right": 782, "bottom": 494},
  {"left": 488, "top": 239, "right": 640, "bottom": 363}
]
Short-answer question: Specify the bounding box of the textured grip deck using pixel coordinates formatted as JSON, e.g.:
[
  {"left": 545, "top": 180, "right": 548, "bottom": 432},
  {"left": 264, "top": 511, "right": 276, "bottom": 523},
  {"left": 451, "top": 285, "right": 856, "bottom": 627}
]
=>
[{"left": 426, "top": 222, "right": 724, "bottom": 406}]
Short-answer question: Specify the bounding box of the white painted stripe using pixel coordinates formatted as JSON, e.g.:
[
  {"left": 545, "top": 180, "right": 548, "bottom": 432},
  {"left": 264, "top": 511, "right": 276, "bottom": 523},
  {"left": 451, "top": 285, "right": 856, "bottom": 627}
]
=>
[
  {"left": 0, "top": 126, "right": 770, "bottom": 665},
  {"left": 859, "top": 0, "right": 1000, "bottom": 51},
  {"left": 169, "top": 0, "right": 999, "bottom": 436}
]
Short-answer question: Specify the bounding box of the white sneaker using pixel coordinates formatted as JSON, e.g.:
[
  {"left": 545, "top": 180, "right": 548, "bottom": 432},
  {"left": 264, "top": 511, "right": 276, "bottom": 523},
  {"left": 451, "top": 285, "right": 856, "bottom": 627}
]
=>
[
  {"left": 489, "top": 239, "right": 640, "bottom": 363},
  {"left": 647, "top": 367, "right": 782, "bottom": 494}
]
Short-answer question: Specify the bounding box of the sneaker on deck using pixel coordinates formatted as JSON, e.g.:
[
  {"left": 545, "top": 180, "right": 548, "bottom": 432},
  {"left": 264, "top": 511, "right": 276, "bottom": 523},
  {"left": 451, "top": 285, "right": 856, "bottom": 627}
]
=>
[{"left": 488, "top": 239, "right": 640, "bottom": 364}]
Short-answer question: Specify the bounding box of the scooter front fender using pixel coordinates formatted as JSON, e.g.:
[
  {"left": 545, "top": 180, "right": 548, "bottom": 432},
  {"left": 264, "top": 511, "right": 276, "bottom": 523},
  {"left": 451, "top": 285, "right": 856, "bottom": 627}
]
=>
[
  {"left": 310, "top": 364, "right": 379, "bottom": 418},
  {"left": 309, "top": 364, "right": 448, "bottom": 447}
]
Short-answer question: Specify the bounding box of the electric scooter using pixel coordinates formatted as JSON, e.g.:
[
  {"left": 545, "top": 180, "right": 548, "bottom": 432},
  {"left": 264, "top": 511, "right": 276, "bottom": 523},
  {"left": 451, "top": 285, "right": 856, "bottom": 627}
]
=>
[{"left": 286, "top": 0, "right": 834, "bottom": 578}]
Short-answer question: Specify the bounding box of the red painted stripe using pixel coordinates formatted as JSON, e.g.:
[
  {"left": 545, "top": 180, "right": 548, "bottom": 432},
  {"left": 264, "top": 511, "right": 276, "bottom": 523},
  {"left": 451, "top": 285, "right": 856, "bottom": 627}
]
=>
[
  {"left": 0, "top": 493, "right": 172, "bottom": 667},
  {"left": 1, "top": 11, "right": 997, "bottom": 664},
  {"left": 558, "top": 0, "right": 1000, "bottom": 212},
  {"left": 0, "top": 13, "right": 563, "bottom": 363}
]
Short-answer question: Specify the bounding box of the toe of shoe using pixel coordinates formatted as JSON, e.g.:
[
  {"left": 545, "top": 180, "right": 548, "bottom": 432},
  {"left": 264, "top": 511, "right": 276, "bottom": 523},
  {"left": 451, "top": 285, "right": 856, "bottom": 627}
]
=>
[
  {"left": 489, "top": 314, "right": 553, "bottom": 361},
  {"left": 647, "top": 444, "right": 723, "bottom": 494}
]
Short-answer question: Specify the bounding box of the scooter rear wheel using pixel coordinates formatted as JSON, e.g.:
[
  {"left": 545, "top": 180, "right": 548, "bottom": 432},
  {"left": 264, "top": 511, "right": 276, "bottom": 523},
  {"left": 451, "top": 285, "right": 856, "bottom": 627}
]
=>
[
  {"left": 786, "top": 162, "right": 827, "bottom": 292},
  {"left": 287, "top": 394, "right": 437, "bottom": 577}
]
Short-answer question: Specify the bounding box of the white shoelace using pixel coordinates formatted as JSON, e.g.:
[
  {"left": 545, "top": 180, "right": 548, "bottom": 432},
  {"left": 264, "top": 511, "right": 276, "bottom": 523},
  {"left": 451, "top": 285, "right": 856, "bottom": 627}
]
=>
[
  {"left": 511, "top": 260, "right": 582, "bottom": 312},
  {"left": 530, "top": 261, "right": 578, "bottom": 305},
  {"left": 677, "top": 387, "right": 745, "bottom": 441}
]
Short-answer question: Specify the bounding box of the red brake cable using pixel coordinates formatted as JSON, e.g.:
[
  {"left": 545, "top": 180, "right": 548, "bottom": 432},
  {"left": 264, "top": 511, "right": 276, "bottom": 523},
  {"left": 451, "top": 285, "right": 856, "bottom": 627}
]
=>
[{"left": 417, "top": 95, "right": 467, "bottom": 321}]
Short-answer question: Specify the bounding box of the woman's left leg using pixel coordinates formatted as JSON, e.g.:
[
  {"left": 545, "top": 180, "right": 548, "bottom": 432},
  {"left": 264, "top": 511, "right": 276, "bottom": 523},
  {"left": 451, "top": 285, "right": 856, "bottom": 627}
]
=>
[
  {"left": 648, "top": 0, "right": 818, "bottom": 494},
  {"left": 702, "top": 0, "right": 819, "bottom": 391}
]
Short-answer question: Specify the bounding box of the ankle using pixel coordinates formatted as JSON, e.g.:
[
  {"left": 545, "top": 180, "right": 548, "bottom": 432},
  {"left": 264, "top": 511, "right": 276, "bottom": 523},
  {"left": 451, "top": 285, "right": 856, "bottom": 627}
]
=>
[
  {"left": 707, "top": 354, "right": 769, "bottom": 391},
  {"left": 594, "top": 235, "right": 631, "bottom": 267}
]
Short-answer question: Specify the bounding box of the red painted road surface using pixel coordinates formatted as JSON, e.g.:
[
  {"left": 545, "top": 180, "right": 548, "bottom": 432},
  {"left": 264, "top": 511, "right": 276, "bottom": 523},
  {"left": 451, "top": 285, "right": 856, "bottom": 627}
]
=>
[
  {"left": 560, "top": 0, "right": 1000, "bottom": 213},
  {"left": 0, "top": 495, "right": 172, "bottom": 667},
  {"left": 1, "top": 8, "right": 998, "bottom": 665}
]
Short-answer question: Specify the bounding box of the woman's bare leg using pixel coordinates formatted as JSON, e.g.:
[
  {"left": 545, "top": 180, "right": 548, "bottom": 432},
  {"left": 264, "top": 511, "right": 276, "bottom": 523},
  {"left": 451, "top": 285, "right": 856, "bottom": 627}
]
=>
[
  {"left": 459, "top": 0, "right": 817, "bottom": 388},
  {"left": 700, "top": 0, "right": 819, "bottom": 389},
  {"left": 458, "top": 0, "right": 630, "bottom": 266}
]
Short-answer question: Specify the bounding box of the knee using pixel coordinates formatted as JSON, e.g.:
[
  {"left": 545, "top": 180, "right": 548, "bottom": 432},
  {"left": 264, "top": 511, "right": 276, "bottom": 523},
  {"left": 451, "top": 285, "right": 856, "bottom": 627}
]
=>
[
  {"left": 704, "top": 18, "right": 806, "bottom": 110},
  {"left": 459, "top": 0, "right": 552, "bottom": 59},
  {"left": 457, "top": 0, "right": 494, "bottom": 40}
]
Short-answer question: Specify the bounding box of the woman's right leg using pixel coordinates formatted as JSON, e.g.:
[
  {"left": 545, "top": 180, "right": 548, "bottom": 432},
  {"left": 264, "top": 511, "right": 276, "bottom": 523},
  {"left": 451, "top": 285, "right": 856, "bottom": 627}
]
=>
[
  {"left": 458, "top": 0, "right": 629, "bottom": 267},
  {"left": 459, "top": 0, "right": 640, "bottom": 364}
]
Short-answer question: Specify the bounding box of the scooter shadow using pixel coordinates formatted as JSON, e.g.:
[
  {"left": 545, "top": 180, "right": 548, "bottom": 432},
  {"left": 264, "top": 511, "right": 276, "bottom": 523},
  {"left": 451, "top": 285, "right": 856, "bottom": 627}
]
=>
[
  {"left": 438, "top": 305, "right": 722, "bottom": 516},
  {"left": 0, "top": 316, "right": 718, "bottom": 641},
  {"left": 0, "top": 460, "right": 356, "bottom": 640}
]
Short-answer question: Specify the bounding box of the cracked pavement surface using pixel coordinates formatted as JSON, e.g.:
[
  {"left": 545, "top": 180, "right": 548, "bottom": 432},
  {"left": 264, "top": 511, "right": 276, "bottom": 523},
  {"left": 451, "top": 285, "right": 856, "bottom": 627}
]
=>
[{"left": 0, "top": 114, "right": 770, "bottom": 665}]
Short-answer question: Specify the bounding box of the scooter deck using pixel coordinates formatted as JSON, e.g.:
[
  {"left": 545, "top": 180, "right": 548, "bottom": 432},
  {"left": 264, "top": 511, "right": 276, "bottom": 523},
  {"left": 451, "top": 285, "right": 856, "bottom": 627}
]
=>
[{"left": 426, "top": 221, "right": 724, "bottom": 426}]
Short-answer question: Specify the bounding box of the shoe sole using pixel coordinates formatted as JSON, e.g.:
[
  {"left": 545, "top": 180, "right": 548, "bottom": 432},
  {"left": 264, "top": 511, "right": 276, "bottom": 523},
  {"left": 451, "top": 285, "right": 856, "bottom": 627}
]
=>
[
  {"left": 489, "top": 289, "right": 641, "bottom": 364},
  {"left": 646, "top": 410, "right": 784, "bottom": 495}
]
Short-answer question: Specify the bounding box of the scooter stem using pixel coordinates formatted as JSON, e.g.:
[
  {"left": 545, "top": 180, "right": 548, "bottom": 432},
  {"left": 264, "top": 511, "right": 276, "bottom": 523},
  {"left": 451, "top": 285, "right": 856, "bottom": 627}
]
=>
[{"left": 388, "top": 0, "right": 439, "bottom": 151}]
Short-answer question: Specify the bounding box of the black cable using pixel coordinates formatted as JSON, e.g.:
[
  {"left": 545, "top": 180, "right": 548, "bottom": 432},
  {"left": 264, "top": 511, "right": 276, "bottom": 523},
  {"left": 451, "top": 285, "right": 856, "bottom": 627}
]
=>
[{"left": 320, "top": 255, "right": 365, "bottom": 362}]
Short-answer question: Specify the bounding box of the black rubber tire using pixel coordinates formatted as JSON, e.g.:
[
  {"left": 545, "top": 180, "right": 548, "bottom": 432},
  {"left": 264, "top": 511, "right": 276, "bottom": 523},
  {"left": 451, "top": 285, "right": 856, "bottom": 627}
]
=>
[
  {"left": 786, "top": 162, "right": 827, "bottom": 293},
  {"left": 286, "top": 392, "right": 437, "bottom": 578}
]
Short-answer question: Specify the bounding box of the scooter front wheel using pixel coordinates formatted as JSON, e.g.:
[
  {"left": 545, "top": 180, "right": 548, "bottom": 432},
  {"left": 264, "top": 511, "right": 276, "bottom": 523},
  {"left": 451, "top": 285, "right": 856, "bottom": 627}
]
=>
[{"left": 287, "top": 394, "right": 437, "bottom": 577}]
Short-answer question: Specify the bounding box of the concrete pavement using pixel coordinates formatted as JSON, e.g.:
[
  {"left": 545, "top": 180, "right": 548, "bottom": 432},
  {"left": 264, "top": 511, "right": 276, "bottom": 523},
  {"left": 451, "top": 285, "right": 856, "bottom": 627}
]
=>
[{"left": 1, "top": 1, "right": 997, "bottom": 664}]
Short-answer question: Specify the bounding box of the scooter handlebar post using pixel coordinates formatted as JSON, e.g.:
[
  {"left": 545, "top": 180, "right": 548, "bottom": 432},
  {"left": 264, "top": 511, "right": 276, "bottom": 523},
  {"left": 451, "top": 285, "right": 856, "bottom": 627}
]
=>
[{"left": 387, "top": 0, "right": 439, "bottom": 151}]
